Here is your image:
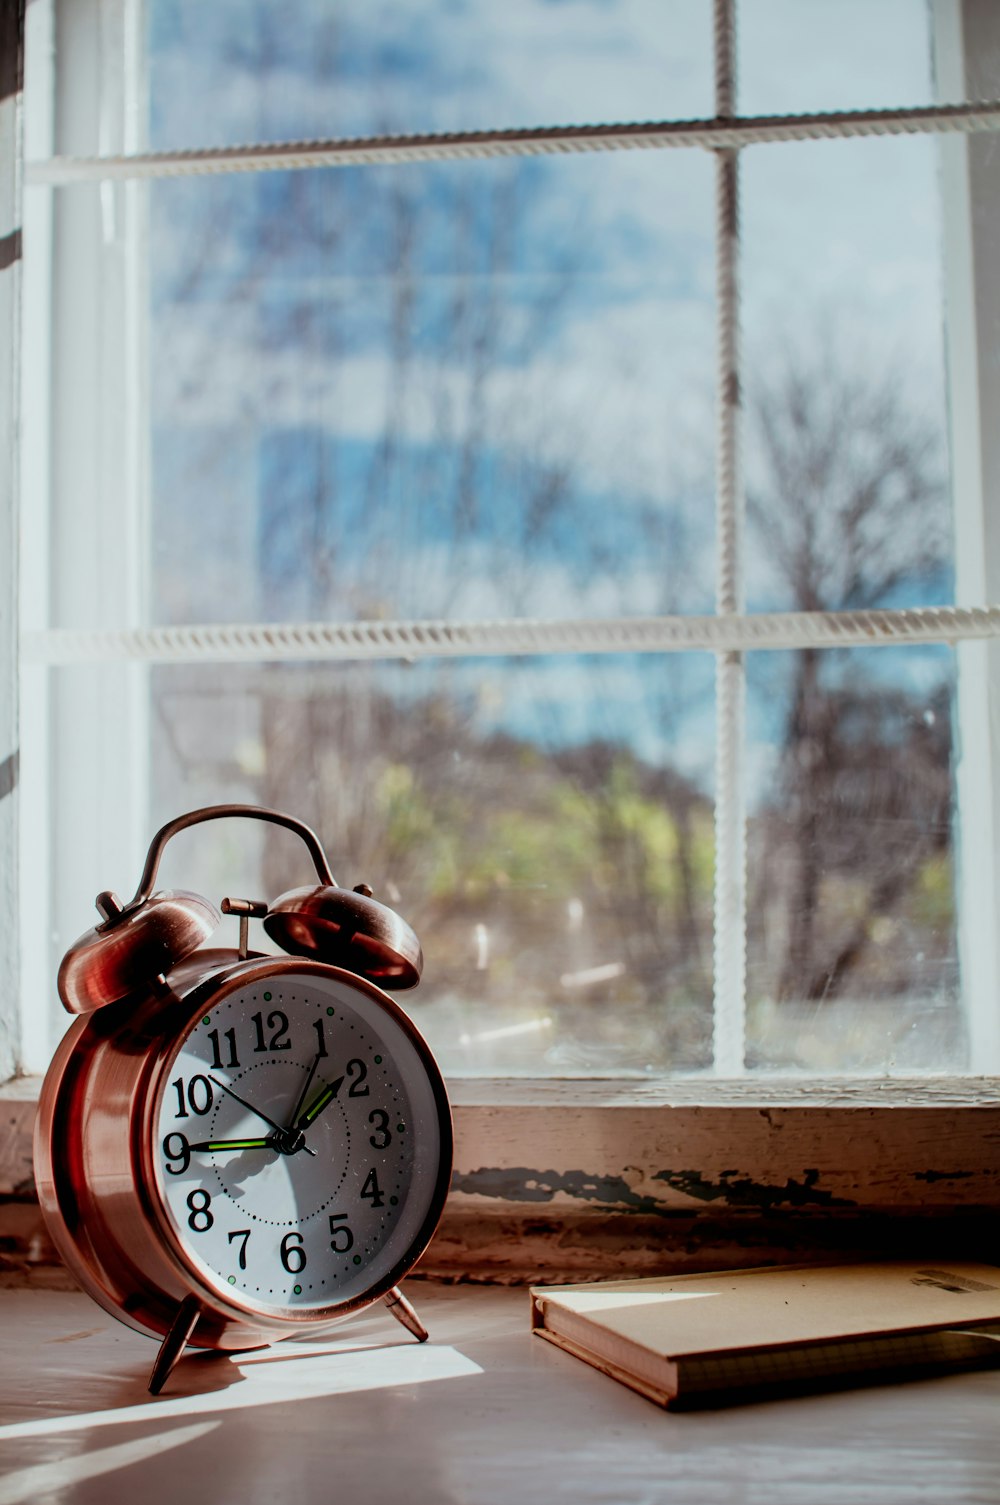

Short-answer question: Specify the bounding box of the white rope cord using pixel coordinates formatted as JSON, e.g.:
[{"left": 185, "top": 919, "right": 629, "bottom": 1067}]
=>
[
  {"left": 711, "top": 0, "right": 746, "bottom": 1078},
  {"left": 21, "top": 606, "right": 1000, "bottom": 668},
  {"left": 24, "top": 100, "right": 1000, "bottom": 185}
]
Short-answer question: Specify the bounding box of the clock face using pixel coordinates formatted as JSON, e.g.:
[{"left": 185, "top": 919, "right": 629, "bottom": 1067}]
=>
[{"left": 151, "top": 967, "right": 449, "bottom": 1316}]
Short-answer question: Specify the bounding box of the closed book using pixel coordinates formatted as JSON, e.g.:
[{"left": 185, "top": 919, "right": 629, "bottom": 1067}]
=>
[{"left": 530, "top": 1261, "right": 1000, "bottom": 1409}]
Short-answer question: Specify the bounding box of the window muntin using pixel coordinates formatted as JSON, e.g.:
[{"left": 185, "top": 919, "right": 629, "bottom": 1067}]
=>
[{"left": 17, "top": 0, "right": 1000, "bottom": 1089}]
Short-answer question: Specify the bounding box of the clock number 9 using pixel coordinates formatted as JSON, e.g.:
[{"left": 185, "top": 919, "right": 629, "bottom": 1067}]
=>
[
  {"left": 162, "top": 1132, "right": 191, "bottom": 1175},
  {"left": 328, "top": 1213, "right": 354, "bottom": 1253},
  {"left": 280, "top": 1231, "right": 307, "bottom": 1274}
]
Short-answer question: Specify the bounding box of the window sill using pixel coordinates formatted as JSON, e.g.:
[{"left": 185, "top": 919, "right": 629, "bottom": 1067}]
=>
[
  {"left": 4, "top": 1281, "right": 999, "bottom": 1503},
  {"left": 4, "top": 1075, "right": 999, "bottom": 1285}
]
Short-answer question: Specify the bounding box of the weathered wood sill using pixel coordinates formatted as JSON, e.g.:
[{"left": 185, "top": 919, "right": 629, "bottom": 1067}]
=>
[{"left": 4, "top": 1075, "right": 999, "bottom": 1284}]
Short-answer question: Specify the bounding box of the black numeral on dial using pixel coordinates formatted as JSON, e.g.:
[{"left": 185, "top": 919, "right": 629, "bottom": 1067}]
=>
[
  {"left": 280, "top": 1231, "right": 307, "bottom": 1273},
  {"left": 368, "top": 1109, "right": 392, "bottom": 1149},
  {"left": 360, "top": 1167, "right": 384, "bottom": 1208},
  {"left": 207, "top": 1027, "right": 240, "bottom": 1070},
  {"left": 252, "top": 1010, "right": 291, "bottom": 1052},
  {"left": 346, "top": 1058, "right": 369, "bottom": 1097},
  {"left": 171, "top": 1074, "right": 214, "bottom": 1119},
  {"left": 163, "top": 1132, "right": 191, "bottom": 1175},
  {"left": 329, "top": 1213, "right": 354, "bottom": 1253},
  {"left": 186, "top": 1189, "right": 214, "bottom": 1232},
  {"left": 228, "top": 1229, "right": 251, "bottom": 1269}
]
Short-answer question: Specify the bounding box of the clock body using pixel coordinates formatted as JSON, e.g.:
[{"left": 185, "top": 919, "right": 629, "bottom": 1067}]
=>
[{"left": 34, "top": 951, "right": 453, "bottom": 1352}]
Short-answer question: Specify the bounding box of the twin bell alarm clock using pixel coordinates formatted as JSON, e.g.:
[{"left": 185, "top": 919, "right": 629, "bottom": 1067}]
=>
[{"left": 34, "top": 804, "right": 452, "bottom": 1393}]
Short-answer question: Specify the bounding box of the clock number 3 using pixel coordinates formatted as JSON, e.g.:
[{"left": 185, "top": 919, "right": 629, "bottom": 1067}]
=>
[{"left": 368, "top": 1109, "right": 392, "bottom": 1149}]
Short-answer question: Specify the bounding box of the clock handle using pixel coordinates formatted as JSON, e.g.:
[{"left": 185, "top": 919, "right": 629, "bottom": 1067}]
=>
[{"left": 128, "top": 804, "right": 336, "bottom": 909}]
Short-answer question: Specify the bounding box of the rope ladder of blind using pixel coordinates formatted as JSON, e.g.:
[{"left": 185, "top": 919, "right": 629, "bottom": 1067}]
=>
[{"left": 23, "top": 100, "right": 1000, "bottom": 184}]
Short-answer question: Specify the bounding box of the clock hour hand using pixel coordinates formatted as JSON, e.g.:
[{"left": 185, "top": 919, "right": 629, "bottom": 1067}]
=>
[
  {"left": 209, "top": 1076, "right": 317, "bottom": 1155},
  {"left": 297, "top": 1075, "right": 345, "bottom": 1130}
]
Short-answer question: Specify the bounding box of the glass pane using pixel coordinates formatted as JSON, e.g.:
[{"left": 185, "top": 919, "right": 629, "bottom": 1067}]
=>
[
  {"left": 149, "top": 153, "right": 716, "bottom": 625},
  {"left": 746, "top": 646, "right": 962, "bottom": 1074},
  {"left": 148, "top": 0, "right": 714, "bottom": 150},
  {"left": 146, "top": 654, "right": 716, "bottom": 1076},
  {"left": 738, "top": 0, "right": 934, "bottom": 116},
  {"left": 742, "top": 135, "right": 952, "bottom": 613}
]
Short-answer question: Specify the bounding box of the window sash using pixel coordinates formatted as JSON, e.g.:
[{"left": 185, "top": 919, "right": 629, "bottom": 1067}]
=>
[{"left": 14, "top": 0, "right": 1000, "bottom": 1082}]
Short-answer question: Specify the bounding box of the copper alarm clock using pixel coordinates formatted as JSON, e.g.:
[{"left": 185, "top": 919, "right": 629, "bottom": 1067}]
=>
[{"left": 34, "top": 805, "right": 452, "bottom": 1393}]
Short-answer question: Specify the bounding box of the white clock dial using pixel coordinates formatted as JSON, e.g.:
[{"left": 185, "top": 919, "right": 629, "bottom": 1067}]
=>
[{"left": 152, "top": 969, "right": 447, "bottom": 1314}]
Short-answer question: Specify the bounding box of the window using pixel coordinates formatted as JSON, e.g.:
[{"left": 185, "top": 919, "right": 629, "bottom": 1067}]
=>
[
  {"left": 6, "top": 0, "right": 1000, "bottom": 1282},
  {"left": 14, "top": 0, "right": 1000, "bottom": 1085}
]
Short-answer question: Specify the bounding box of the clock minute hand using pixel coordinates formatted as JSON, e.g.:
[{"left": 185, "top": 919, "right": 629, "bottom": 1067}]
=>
[
  {"left": 286, "top": 1048, "right": 324, "bottom": 1133},
  {"left": 297, "top": 1075, "right": 345, "bottom": 1130},
  {"left": 208, "top": 1076, "right": 286, "bottom": 1134}
]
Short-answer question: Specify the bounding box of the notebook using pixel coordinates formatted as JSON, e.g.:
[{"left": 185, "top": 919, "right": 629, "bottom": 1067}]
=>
[{"left": 530, "top": 1261, "right": 1000, "bottom": 1409}]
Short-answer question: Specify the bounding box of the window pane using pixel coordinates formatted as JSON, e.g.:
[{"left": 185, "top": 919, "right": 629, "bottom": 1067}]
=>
[
  {"left": 746, "top": 646, "right": 961, "bottom": 1074},
  {"left": 742, "top": 135, "right": 952, "bottom": 613},
  {"left": 148, "top": 0, "right": 714, "bottom": 150},
  {"left": 149, "top": 154, "right": 716, "bottom": 625},
  {"left": 146, "top": 654, "right": 715, "bottom": 1077},
  {"left": 738, "top": 0, "right": 934, "bottom": 116}
]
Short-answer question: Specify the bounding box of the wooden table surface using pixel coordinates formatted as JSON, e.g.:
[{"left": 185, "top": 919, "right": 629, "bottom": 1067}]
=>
[{"left": 1, "top": 1282, "right": 998, "bottom": 1504}]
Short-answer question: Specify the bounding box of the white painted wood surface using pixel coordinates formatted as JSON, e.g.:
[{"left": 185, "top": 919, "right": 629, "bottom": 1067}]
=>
[
  {"left": 0, "top": 1284, "right": 999, "bottom": 1505},
  {"left": 0, "top": 0, "right": 23, "bottom": 1085}
]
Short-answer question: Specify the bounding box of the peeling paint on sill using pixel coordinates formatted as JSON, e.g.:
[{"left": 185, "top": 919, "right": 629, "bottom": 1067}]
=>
[
  {"left": 451, "top": 1165, "right": 857, "bottom": 1213},
  {"left": 652, "top": 1167, "right": 856, "bottom": 1211}
]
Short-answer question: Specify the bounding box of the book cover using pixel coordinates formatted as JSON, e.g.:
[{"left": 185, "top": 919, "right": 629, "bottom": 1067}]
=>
[{"left": 530, "top": 1261, "right": 1000, "bottom": 1409}]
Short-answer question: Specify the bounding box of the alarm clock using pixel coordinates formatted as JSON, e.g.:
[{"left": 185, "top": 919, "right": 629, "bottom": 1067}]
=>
[{"left": 34, "top": 804, "right": 453, "bottom": 1394}]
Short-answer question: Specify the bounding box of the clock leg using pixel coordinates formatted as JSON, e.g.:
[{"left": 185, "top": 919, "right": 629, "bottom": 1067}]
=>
[
  {"left": 148, "top": 1295, "right": 203, "bottom": 1394},
  {"left": 383, "top": 1285, "right": 428, "bottom": 1342}
]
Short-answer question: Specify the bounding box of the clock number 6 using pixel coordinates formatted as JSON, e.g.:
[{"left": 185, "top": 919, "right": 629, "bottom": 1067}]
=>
[
  {"left": 186, "top": 1189, "right": 214, "bottom": 1233},
  {"left": 280, "top": 1231, "right": 307, "bottom": 1274}
]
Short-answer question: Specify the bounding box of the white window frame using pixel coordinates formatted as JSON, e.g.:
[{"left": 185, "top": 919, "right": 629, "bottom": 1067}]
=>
[{"left": 3, "top": 0, "right": 1000, "bottom": 1279}]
